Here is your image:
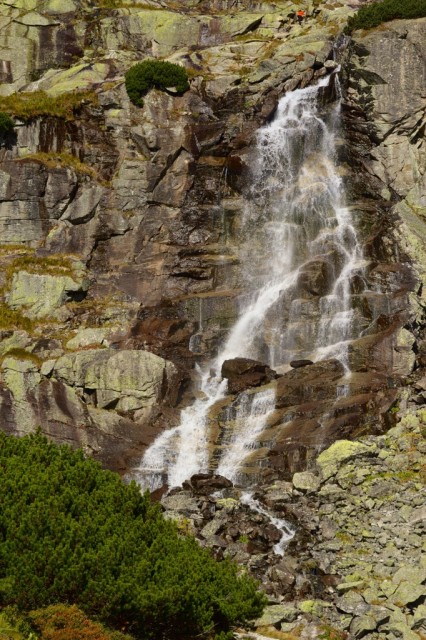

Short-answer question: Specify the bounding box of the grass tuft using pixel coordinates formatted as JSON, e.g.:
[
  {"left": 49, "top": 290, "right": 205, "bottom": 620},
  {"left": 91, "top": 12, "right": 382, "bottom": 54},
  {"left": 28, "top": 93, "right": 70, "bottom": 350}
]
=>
[{"left": 0, "top": 90, "right": 97, "bottom": 121}]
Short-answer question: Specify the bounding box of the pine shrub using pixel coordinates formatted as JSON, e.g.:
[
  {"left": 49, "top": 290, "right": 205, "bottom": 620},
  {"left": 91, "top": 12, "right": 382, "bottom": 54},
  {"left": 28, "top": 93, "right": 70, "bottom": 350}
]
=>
[
  {"left": 345, "top": 0, "right": 426, "bottom": 33},
  {"left": 125, "top": 60, "right": 189, "bottom": 106},
  {"left": 0, "top": 111, "right": 14, "bottom": 135},
  {"left": 0, "top": 433, "right": 265, "bottom": 639}
]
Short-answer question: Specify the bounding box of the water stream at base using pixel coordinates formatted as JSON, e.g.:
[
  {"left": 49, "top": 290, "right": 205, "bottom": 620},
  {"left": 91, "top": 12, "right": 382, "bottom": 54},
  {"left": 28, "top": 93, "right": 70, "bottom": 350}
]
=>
[
  {"left": 240, "top": 492, "right": 295, "bottom": 556},
  {"left": 133, "top": 73, "right": 364, "bottom": 518}
]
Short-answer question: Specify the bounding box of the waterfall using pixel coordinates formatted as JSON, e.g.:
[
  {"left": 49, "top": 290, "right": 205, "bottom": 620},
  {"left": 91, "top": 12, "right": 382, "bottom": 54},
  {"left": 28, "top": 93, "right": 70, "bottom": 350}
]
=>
[{"left": 132, "top": 71, "right": 363, "bottom": 492}]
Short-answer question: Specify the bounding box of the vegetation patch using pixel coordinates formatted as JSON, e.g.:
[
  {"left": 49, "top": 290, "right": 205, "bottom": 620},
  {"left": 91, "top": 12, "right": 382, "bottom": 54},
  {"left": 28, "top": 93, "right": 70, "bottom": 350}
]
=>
[
  {"left": 2, "top": 605, "right": 132, "bottom": 640},
  {"left": 0, "top": 111, "right": 15, "bottom": 135},
  {"left": 345, "top": 0, "right": 426, "bottom": 33},
  {"left": 0, "top": 90, "right": 97, "bottom": 121},
  {"left": 0, "top": 433, "right": 266, "bottom": 639},
  {"left": 0, "top": 302, "right": 34, "bottom": 331},
  {"left": 125, "top": 60, "right": 189, "bottom": 106},
  {"left": 4, "top": 253, "right": 76, "bottom": 281}
]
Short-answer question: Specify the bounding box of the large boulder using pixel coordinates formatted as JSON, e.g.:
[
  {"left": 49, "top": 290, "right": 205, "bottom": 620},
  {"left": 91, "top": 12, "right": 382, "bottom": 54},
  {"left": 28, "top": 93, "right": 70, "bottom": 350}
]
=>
[
  {"left": 275, "top": 359, "right": 345, "bottom": 408},
  {"left": 52, "top": 349, "right": 181, "bottom": 412},
  {"left": 221, "top": 357, "right": 278, "bottom": 394}
]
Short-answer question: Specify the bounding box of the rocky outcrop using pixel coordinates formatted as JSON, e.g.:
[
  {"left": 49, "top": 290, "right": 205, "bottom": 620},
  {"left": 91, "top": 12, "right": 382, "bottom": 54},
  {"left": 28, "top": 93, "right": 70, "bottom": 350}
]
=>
[
  {"left": 0, "top": 348, "right": 182, "bottom": 470},
  {"left": 160, "top": 409, "right": 426, "bottom": 639},
  {"left": 342, "top": 17, "right": 426, "bottom": 374}
]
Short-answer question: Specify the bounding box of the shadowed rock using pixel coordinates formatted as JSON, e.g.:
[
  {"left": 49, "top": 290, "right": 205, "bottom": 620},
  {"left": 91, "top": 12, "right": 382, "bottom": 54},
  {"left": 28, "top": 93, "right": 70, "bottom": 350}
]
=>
[
  {"left": 221, "top": 357, "right": 278, "bottom": 394},
  {"left": 183, "top": 473, "right": 233, "bottom": 494}
]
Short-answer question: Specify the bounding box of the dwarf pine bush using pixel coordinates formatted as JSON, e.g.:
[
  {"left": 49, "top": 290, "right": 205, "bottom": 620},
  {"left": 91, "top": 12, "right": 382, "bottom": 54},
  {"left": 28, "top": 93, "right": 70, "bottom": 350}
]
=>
[
  {"left": 125, "top": 60, "right": 189, "bottom": 106},
  {"left": 0, "top": 111, "right": 14, "bottom": 134},
  {"left": 345, "top": 0, "right": 426, "bottom": 33},
  {"left": 0, "top": 432, "right": 265, "bottom": 639}
]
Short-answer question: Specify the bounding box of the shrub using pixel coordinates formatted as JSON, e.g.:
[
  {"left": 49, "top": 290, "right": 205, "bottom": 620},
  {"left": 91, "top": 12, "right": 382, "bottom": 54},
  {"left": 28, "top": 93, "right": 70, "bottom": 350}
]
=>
[
  {"left": 0, "top": 433, "right": 265, "bottom": 639},
  {"left": 345, "top": 0, "right": 426, "bottom": 33},
  {"left": 29, "top": 604, "right": 133, "bottom": 640},
  {"left": 0, "top": 111, "right": 14, "bottom": 135},
  {"left": 125, "top": 60, "right": 189, "bottom": 106}
]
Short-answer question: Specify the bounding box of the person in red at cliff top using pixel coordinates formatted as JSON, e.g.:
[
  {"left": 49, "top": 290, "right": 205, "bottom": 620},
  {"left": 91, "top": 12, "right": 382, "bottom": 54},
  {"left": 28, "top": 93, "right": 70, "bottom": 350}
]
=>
[{"left": 297, "top": 9, "right": 306, "bottom": 23}]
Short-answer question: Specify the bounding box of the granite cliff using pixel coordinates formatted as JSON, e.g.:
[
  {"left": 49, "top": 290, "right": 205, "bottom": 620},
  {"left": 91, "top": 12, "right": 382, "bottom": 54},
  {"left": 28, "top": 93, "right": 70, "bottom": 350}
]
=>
[
  {"left": 1, "top": 0, "right": 424, "bottom": 479},
  {"left": 1, "top": 0, "right": 426, "bottom": 636}
]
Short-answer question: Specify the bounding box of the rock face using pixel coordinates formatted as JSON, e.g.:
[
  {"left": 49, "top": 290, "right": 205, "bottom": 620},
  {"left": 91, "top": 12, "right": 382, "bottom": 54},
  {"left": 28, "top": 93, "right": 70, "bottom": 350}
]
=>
[
  {"left": 0, "top": 349, "right": 182, "bottom": 471},
  {"left": 0, "top": 0, "right": 425, "bottom": 484}
]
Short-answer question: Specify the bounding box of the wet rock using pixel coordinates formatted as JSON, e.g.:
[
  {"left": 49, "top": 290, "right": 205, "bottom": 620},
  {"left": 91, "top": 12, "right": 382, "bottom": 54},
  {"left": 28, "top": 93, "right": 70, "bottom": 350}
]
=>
[
  {"left": 275, "top": 359, "right": 345, "bottom": 408},
  {"left": 290, "top": 359, "right": 314, "bottom": 368},
  {"left": 221, "top": 357, "right": 278, "bottom": 394},
  {"left": 183, "top": 473, "right": 233, "bottom": 495}
]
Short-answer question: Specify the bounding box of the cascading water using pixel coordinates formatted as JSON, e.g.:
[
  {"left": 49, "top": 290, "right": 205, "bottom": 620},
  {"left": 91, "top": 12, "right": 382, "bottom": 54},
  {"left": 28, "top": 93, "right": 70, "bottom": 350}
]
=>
[{"left": 133, "top": 71, "right": 364, "bottom": 493}]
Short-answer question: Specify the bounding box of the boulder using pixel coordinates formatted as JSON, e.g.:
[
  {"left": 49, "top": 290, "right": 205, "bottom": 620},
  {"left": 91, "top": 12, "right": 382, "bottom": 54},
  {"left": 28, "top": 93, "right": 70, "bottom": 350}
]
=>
[
  {"left": 183, "top": 473, "right": 233, "bottom": 495},
  {"left": 292, "top": 471, "right": 321, "bottom": 493},
  {"left": 53, "top": 349, "right": 181, "bottom": 412},
  {"left": 255, "top": 604, "right": 298, "bottom": 628},
  {"left": 221, "top": 357, "right": 278, "bottom": 394},
  {"left": 316, "top": 440, "right": 377, "bottom": 480},
  {"left": 6, "top": 265, "right": 88, "bottom": 319},
  {"left": 275, "top": 359, "right": 345, "bottom": 408}
]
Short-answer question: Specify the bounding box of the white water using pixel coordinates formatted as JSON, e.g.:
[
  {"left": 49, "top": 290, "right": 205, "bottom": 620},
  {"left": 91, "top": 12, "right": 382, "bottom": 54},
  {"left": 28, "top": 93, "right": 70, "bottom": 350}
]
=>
[
  {"left": 133, "top": 72, "right": 363, "bottom": 492},
  {"left": 240, "top": 492, "right": 295, "bottom": 556},
  {"left": 216, "top": 387, "right": 276, "bottom": 482}
]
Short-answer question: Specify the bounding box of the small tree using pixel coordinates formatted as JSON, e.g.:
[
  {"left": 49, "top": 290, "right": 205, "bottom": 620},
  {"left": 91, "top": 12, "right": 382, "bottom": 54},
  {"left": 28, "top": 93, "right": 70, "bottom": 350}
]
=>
[
  {"left": 125, "top": 60, "right": 189, "bottom": 106},
  {"left": 0, "top": 111, "right": 14, "bottom": 135}
]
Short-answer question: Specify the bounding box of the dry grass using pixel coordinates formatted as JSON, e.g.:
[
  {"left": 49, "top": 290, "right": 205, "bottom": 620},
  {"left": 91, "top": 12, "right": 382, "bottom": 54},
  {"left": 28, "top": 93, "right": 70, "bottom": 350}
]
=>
[
  {"left": 3, "top": 253, "right": 76, "bottom": 281},
  {"left": 0, "top": 303, "right": 34, "bottom": 331},
  {"left": 0, "top": 90, "right": 97, "bottom": 121},
  {"left": 16, "top": 152, "right": 99, "bottom": 180}
]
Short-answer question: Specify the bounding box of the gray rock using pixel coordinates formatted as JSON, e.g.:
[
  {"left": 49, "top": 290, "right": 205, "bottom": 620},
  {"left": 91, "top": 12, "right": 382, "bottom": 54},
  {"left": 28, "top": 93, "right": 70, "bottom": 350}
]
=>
[
  {"left": 390, "top": 582, "right": 426, "bottom": 607},
  {"left": 412, "top": 604, "right": 426, "bottom": 630},
  {"left": 336, "top": 591, "right": 370, "bottom": 616},
  {"left": 292, "top": 471, "right": 321, "bottom": 493},
  {"left": 392, "top": 565, "right": 426, "bottom": 586},
  {"left": 255, "top": 604, "right": 298, "bottom": 628},
  {"left": 350, "top": 614, "right": 378, "bottom": 638}
]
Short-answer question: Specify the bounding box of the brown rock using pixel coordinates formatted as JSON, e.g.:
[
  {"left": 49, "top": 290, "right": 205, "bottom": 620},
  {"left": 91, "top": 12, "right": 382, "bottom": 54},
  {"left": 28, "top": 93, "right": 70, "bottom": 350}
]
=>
[
  {"left": 183, "top": 473, "right": 233, "bottom": 494},
  {"left": 221, "top": 357, "right": 278, "bottom": 394}
]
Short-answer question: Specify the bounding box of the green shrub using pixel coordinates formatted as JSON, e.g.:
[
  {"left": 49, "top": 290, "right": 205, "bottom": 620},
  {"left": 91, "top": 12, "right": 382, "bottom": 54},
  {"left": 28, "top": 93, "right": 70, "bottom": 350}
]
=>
[
  {"left": 0, "top": 111, "right": 14, "bottom": 135},
  {"left": 125, "top": 60, "right": 189, "bottom": 106},
  {"left": 0, "top": 433, "right": 265, "bottom": 639},
  {"left": 345, "top": 0, "right": 426, "bottom": 33}
]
